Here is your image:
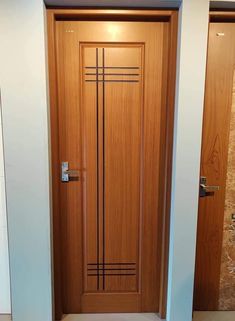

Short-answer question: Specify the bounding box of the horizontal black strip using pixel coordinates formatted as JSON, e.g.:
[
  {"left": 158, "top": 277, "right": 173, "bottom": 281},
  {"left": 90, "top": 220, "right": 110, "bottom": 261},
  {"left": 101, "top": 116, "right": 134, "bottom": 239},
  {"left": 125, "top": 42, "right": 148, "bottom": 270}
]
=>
[
  {"left": 88, "top": 263, "right": 136, "bottom": 265},
  {"left": 85, "top": 80, "right": 139, "bottom": 83},
  {"left": 85, "top": 73, "right": 139, "bottom": 76},
  {"left": 88, "top": 273, "right": 136, "bottom": 276},
  {"left": 88, "top": 268, "right": 136, "bottom": 271},
  {"left": 85, "top": 66, "right": 139, "bottom": 70}
]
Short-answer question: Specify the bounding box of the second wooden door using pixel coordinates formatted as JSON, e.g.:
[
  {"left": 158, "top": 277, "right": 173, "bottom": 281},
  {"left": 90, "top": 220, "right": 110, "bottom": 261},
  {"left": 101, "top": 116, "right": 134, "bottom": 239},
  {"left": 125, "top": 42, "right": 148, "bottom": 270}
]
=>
[{"left": 194, "top": 22, "right": 235, "bottom": 310}]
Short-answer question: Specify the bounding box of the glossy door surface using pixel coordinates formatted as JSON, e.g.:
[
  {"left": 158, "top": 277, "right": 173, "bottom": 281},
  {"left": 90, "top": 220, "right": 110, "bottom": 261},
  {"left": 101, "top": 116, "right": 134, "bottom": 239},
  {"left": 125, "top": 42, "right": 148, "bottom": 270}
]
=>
[
  {"left": 194, "top": 23, "right": 235, "bottom": 310},
  {"left": 55, "top": 20, "right": 169, "bottom": 313}
]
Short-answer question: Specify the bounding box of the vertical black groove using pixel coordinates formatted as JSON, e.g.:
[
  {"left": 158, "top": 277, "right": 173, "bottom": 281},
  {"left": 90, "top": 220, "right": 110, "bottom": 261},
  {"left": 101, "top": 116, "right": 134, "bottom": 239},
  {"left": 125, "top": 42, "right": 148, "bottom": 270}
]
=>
[
  {"left": 96, "top": 48, "right": 100, "bottom": 291},
  {"left": 102, "top": 48, "right": 106, "bottom": 290}
]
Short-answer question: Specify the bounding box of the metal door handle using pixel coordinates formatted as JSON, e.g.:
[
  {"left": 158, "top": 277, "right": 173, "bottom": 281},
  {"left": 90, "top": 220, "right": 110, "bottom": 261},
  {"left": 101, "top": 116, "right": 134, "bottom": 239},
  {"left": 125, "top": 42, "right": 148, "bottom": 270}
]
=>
[
  {"left": 61, "top": 162, "right": 80, "bottom": 182},
  {"left": 199, "top": 176, "right": 219, "bottom": 197},
  {"left": 200, "top": 184, "right": 220, "bottom": 192}
]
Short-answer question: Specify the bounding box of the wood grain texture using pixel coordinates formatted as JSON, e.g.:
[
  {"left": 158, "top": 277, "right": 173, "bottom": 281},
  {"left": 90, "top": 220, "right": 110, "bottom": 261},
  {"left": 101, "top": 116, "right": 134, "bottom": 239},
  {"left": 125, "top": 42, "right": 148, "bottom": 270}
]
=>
[
  {"left": 210, "top": 11, "right": 235, "bottom": 22},
  {"left": 47, "top": 9, "right": 177, "bottom": 318},
  {"left": 46, "top": 11, "right": 63, "bottom": 321},
  {"left": 56, "top": 21, "right": 83, "bottom": 313},
  {"left": 194, "top": 23, "right": 235, "bottom": 311},
  {"left": 81, "top": 45, "right": 143, "bottom": 294},
  {"left": 56, "top": 20, "right": 165, "bottom": 313},
  {"left": 103, "top": 46, "right": 142, "bottom": 293},
  {"left": 158, "top": 10, "right": 178, "bottom": 319},
  {"left": 81, "top": 293, "right": 141, "bottom": 313},
  {"left": 47, "top": 8, "right": 174, "bottom": 20},
  {"left": 140, "top": 22, "right": 165, "bottom": 312},
  {"left": 80, "top": 46, "right": 100, "bottom": 292}
]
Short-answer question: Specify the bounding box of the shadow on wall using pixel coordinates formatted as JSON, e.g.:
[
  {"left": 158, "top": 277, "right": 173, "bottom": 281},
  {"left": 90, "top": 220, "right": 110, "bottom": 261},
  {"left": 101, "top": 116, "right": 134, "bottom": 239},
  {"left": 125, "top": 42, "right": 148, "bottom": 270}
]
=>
[{"left": 0, "top": 108, "right": 11, "bottom": 313}]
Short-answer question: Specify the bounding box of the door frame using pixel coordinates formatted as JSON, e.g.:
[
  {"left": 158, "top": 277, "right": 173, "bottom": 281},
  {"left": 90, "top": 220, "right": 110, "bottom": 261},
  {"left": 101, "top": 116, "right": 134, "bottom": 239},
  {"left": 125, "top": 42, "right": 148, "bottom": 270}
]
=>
[
  {"left": 210, "top": 10, "right": 235, "bottom": 22},
  {"left": 46, "top": 8, "right": 178, "bottom": 320},
  {"left": 193, "top": 10, "right": 235, "bottom": 311}
]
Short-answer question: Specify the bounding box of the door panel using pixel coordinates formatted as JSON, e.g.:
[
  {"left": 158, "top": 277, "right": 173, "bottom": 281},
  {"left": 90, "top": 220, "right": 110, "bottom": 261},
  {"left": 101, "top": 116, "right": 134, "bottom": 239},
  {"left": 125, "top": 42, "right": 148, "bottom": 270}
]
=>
[
  {"left": 82, "top": 45, "right": 143, "bottom": 294},
  {"left": 194, "top": 23, "right": 235, "bottom": 310},
  {"left": 55, "top": 20, "right": 169, "bottom": 313}
]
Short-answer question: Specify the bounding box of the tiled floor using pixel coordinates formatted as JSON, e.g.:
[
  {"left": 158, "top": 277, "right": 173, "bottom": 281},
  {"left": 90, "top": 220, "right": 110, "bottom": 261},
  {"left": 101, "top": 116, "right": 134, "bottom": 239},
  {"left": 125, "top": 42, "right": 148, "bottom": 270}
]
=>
[
  {"left": 0, "top": 315, "right": 11, "bottom": 321},
  {"left": 62, "top": 314, "right": 161, "bottom": 321},
  {"left": 1, "top": 312, "right": 235, "bottom": 321},
  {"left": 62, "top": 312, "right": 235, "bottom": 321},
  {"left": 193, "top": 311, "right": 235, "bottom": 321}
]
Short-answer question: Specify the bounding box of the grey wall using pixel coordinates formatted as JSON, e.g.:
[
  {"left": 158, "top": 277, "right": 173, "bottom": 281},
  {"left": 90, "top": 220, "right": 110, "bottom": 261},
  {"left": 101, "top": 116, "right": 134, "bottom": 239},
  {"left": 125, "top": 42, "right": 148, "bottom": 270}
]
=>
[
  {"left": 211, "top": 0, "right": 235, "bottom": 9},
  {"left": 0, "top": 101, "right": 11, "bottom": 313},
  {"left": 45, "top": 0, "right": 181, "bottom": 8},
  {"left": 0, "top": 1, "right": 53, "bottom": 321},
  {"left": 167, "top": 1, "right": 209, "bottom": 321},
  {"left": 44, "top": 0, "right": 235, "bottom": 10}
]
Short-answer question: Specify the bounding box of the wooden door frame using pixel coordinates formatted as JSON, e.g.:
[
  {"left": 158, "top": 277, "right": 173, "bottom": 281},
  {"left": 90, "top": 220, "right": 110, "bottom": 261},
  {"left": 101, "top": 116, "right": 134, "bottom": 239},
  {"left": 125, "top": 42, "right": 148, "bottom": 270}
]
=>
[
  {"left": 46, "top": 8, "right": 178, "bottom": 321},
  {"left": 210, "top": 10, "right": 235, "bottom": 22}
]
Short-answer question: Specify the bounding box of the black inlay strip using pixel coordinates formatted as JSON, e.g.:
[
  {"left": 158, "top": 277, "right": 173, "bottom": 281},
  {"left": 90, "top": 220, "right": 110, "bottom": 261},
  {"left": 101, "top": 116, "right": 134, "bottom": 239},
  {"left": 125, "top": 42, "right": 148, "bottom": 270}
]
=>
[
  {"left": 85, "top": 73, "right": 139, "bottom": 76},
  {"left": 86, "top": 80, "right": 139, "bottom": 83},
  {"left": 102, "top": 47, "right": 105, "bottom": 291},
  {"left": 88, "top": 263, "right": 136, "bottom": 266},
  {"left": 85, "top": 66, "right": 139, "bottom": 70},
  {"left": 88, "top": 274, "right": 136, "bottom": 276},
  {"left": 88, "top": 268, "right": 136, "bottom": 271},
  {"left": 96, "top": 47, "right": 100, "bottom": 291}
]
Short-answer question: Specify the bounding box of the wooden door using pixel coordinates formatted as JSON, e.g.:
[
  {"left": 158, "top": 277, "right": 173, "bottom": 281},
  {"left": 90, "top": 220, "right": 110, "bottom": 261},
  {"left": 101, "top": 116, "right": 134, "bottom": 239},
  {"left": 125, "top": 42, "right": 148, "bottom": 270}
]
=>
[
  {"left": 54, "top": 19, "right": 170, "bottom": 314},
  {"left": 194, "top": 23, "right": 235, "bottom": 310}
]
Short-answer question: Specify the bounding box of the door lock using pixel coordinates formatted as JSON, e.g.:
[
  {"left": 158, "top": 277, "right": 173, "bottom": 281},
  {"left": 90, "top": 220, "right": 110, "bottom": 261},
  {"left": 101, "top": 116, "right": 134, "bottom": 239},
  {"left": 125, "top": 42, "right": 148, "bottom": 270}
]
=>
[
  {"left": 61, "top": 162, "right": 80, "bottom": 182},
  {"left": 199, "top": 176, "right": 219, "bottom": 197}
]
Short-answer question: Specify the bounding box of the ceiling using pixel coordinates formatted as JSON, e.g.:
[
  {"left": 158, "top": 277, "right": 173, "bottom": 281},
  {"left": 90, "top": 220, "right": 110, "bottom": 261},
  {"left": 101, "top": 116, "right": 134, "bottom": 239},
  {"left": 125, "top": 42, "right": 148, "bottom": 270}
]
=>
[{"left": 45, "top": 0, "right": 181, "bottom": 8}]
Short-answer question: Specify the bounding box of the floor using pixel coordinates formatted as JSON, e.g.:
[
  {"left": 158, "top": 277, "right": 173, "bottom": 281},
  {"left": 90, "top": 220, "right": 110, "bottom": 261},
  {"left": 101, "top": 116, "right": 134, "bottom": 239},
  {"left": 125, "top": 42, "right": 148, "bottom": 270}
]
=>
[
  {"left": 1, "top": 312, "right": 235, "bottom": 321},
  {"left": 62, "top": 314, "right": 160, "bottom": 321},
  {"left": 0, "top": 316, "right": 11, "bottom": 321},
  {"left": 62, "top": 312, "right": 235, "bottom": 321},
  {"left": 193, "top": 311, "right": 235, "bottom": 321}
]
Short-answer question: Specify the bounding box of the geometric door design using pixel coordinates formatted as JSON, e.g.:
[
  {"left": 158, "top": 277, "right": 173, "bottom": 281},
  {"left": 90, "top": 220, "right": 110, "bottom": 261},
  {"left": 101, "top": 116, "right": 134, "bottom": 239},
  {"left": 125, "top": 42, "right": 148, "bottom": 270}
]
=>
[{"left": 81, "top": 45, "right": 143, "bottom": 292}]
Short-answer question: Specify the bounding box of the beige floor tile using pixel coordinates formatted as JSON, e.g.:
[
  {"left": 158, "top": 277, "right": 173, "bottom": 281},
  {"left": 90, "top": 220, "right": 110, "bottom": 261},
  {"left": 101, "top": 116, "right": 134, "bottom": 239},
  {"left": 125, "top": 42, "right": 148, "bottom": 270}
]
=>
[
  {"left": 62, "top": 314, "right": 161, "bottom": 321},
  {"left": 193, "top": 311, "right": 235, "bottom": 321},
  {"left": 0, "top": 315, "right": 11, "bottom": 321},
  {"left": 2, "top": 311, "right": 235, "bottom": 321}
]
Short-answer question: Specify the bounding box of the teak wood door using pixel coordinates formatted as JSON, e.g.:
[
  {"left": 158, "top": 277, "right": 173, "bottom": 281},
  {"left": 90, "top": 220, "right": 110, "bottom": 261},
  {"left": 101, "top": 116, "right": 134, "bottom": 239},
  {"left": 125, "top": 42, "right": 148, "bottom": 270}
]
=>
[
  {"left": 194, "top": 22, "right": 235, "bottom": 310},
  {"left": 50, "top": 14, "right": 177, "bottom": 316}
]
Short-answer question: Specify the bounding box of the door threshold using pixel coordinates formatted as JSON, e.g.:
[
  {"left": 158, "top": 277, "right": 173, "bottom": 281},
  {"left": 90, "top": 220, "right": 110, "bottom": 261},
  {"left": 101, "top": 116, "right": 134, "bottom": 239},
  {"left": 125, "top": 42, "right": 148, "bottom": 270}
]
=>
[
  {"left": 62, "top": 313, "right": 163, "bottom": 321},
  {"left": 0, "top": 315, "right": 11, "bottom": 321}
]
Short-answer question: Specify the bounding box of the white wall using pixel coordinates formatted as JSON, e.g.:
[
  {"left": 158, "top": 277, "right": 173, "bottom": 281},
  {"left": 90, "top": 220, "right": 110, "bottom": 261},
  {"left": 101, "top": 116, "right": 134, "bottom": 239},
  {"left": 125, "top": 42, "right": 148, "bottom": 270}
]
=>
[
  {"left": 167, "top": 1, "right": 209, "bottom": 321},
  {"left": 0, "top": 107, "right": 11, "bottom": 314},
  {"left": 0, "top": 1, "right": 53, "bottom": 321}
]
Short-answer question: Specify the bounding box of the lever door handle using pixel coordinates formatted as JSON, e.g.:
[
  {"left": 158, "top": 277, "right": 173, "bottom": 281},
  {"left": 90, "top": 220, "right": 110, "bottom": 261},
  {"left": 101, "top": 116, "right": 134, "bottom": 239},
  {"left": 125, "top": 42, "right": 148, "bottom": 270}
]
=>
[
  {"left": 61, "top": 162, "right": 80, "bottom": 182},
  {"left": 200, "top": 184, "right": 220, "bottom": 192},
  {"left": 199, "top": 176, "right": 219, "bottom": 197}
]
